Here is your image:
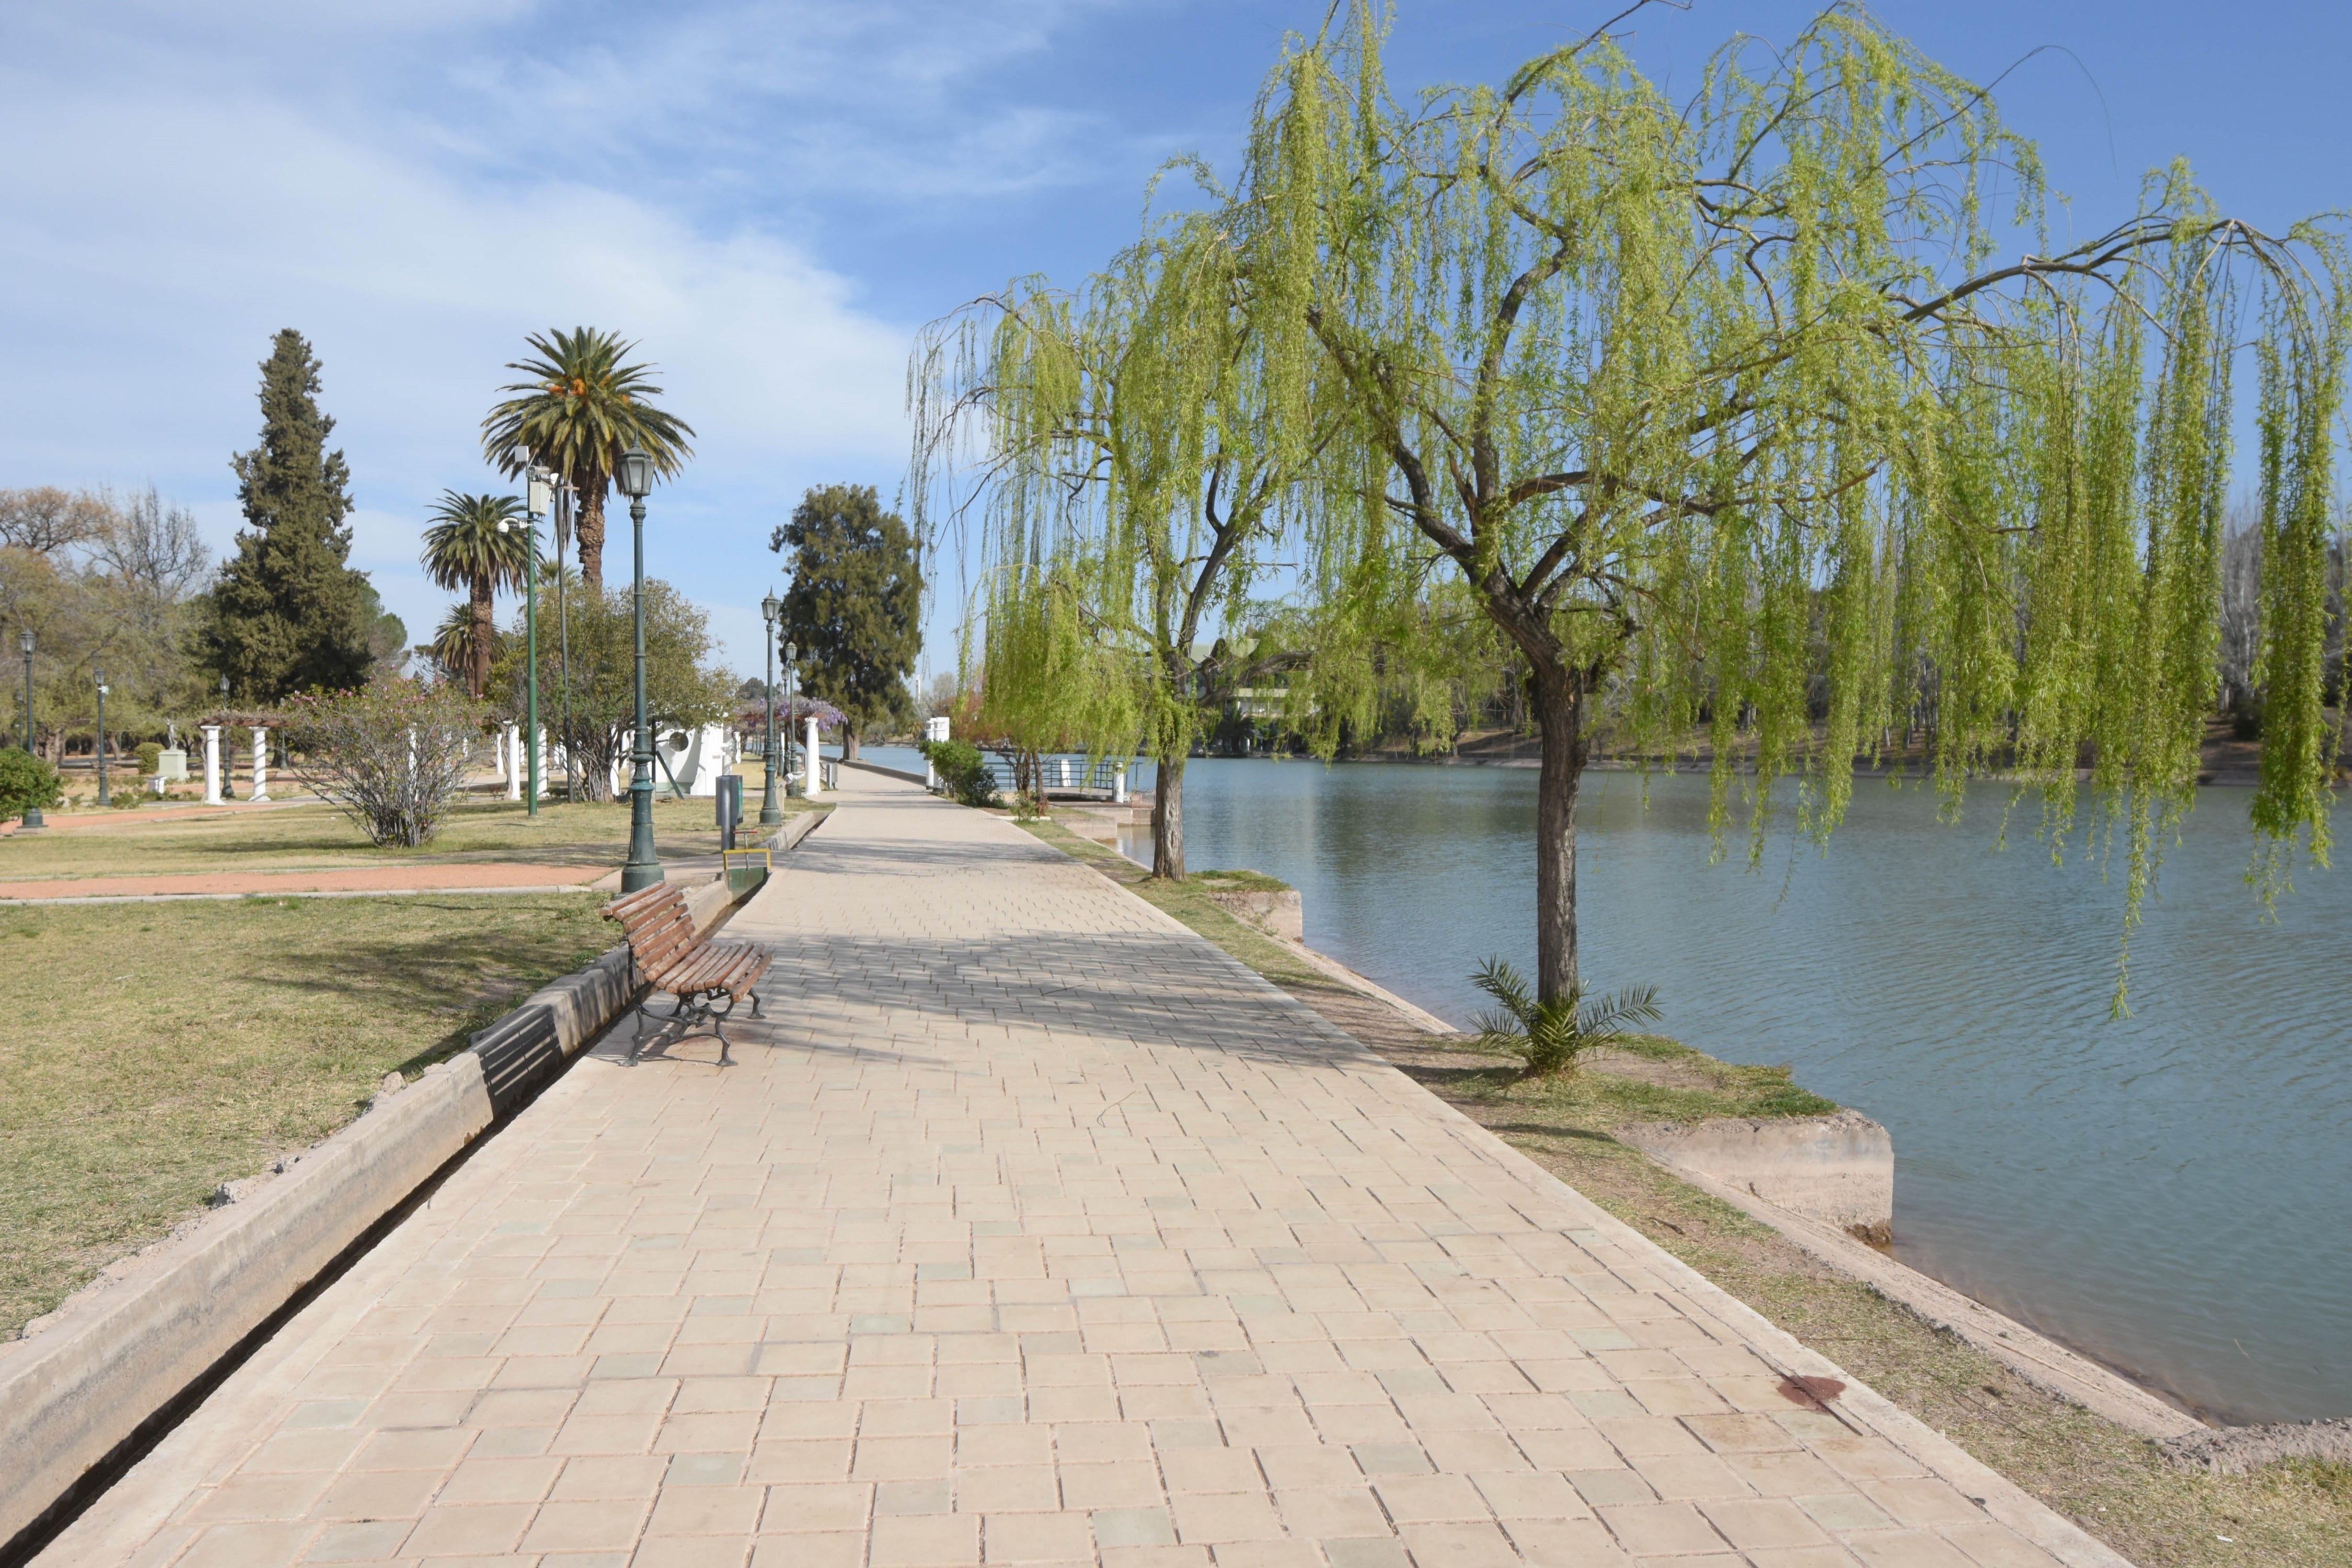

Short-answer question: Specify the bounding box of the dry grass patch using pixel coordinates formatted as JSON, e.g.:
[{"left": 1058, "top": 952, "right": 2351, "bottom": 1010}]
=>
[{"left": 0, "top": 892, "right": 617, "bottom": 1337}]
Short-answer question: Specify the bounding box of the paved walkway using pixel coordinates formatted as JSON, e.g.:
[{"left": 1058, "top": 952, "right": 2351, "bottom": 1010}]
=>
[{"left": 41, "top": 774, "right": 2086, "bottom": 1568}]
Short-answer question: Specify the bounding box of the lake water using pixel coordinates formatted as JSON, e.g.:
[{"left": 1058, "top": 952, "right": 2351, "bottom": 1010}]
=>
[{"left": 851, "top": 746, "right": 2348, "bottom": 1426}]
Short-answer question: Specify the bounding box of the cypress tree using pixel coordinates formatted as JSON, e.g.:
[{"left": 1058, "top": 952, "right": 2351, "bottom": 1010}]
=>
[
  {"left": 200, "top": 329, "right": 376, "bottom": 699},
  {"left": 773, "top": 485, "right": 922, "bottom": 758}
]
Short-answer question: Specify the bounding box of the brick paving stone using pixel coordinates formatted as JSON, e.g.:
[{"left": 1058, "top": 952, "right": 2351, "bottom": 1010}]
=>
[{"left": 36, "top": 774, "right": 2077, "bottom": 1568}]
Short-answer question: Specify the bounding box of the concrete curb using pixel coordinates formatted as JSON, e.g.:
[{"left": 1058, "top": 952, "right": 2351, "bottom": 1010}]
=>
[
  {"left": 0, "top": 874, "right": 743, "bottom": 1550},
  {"left": 1662, "top": 1161, "right": 2204, "bottom": 1440}
]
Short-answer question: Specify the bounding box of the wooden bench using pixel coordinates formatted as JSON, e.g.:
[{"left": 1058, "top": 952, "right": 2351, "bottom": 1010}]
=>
[{"left": 602, "top": 882, "right": 771, "bottom": 1065}]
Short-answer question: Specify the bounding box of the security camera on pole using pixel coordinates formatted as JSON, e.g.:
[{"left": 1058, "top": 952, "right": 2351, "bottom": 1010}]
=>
[
  {"left": 503, "top": 469, "right": 553, "bottom": 816},
  {"left": 759, "top": 590, "right": 785, "bottom": 826}
]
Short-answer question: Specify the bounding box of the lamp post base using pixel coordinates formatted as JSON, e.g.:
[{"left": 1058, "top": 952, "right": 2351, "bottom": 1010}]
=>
[
  {"left": 17, "top": 809, "right": 45, "bottom": 833},
  {"left": 619, "top": 779, "right": 663, "bottom": 892}
]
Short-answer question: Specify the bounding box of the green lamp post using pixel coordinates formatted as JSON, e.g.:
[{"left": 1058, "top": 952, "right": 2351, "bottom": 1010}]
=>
[
  {"left": 19, "top": 629, "right": 44, "bottom": 831},
  {"left": 759, "top": 589, "right": 784, "bottom": 826},
  {"left": 94, "top": 666, "right": 109, "bottom": 807},
  {"left": 616, "top": 447, "right": 663, "bottom": 893}
]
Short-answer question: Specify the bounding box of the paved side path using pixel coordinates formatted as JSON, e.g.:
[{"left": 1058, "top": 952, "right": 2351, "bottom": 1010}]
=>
[{"left": 42, "top": 774, "right": 2086, "bottom": 1568}]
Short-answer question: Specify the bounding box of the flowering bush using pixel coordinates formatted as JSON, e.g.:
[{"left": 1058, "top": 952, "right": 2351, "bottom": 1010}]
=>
[{"left": 282, "top": 679, "right": 486, "bottom": 847}]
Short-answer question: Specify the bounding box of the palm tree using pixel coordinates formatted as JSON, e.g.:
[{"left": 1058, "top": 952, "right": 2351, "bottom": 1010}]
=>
[
  {"left": 479, "top": 329, "right": 695, "bottom": 590},
  {"left": 420, "top": 491, "right": 528, "bottom": 698},
  {"left": 423, "top": 604, "right": 477, "bottom": 687}
]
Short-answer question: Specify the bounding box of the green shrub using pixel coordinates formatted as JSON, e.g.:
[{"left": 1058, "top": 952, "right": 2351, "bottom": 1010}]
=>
[
  {"left": 0, "top": 747, "right": 64, "bottom": 823},
  {"left": 134, "top": 741, "right": 163, "bottom": 776},
  {"left": 918, "top": 738, "right": 1000, "bottom": 809}
]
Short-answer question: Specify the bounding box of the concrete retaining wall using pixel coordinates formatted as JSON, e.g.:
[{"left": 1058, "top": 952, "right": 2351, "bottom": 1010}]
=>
[
  {"left": 0, "top": 874, "right": 740, "bottom": 1550},
  {"left": 1616, "top": 1108, "right": 1894, "bottom": 1236}
]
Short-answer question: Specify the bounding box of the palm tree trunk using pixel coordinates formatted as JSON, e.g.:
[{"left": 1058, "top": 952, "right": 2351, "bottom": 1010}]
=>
[
  {"left": 578, "top": 483, "right": 606, "bottom": 592},
  {"left": 469, "top": 581, "right": 494, "bottom": 700}
]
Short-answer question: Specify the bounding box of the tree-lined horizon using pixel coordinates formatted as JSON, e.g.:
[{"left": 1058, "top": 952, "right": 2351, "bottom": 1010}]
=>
[{"left": 915, "top": 0, "right": 2348, "bottom": 1009}]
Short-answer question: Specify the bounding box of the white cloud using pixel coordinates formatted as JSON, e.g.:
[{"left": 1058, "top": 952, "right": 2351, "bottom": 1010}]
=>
[
  {"left": 0, "top": 0, "right": 1213, "bottom": 672},
  {"left": 0, "top": 33, "right": 917, "bottom": 671}
]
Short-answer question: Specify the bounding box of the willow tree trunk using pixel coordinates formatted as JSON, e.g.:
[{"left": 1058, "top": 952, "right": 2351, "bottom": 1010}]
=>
[
  {"left": 842, "top": 730, "right": 862, "bottom": 761},
  {"left": 1151, "top": 748, "right": 1187, "bottom": 880},
  {"left": 1530, "top": 660, "right": 1588, "bottom": 1001}
]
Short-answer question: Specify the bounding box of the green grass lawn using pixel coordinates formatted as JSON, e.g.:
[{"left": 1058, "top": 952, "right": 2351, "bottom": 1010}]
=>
[
  {"left": 0, "top": 893, "right": 620, "bottom": 1338},
  {"left": 0, "top": 793, "right": 827, "bottom": 882}
]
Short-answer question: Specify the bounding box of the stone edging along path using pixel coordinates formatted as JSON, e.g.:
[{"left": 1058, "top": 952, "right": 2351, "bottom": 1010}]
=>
[{"left": 0, "top": 815, "right": 823, "bottom": 1555}]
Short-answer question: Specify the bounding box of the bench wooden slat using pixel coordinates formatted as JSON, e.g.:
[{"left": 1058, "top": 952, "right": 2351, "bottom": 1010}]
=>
[{"left": 601, "top": 882, "right": 771, "bottom": 1068}]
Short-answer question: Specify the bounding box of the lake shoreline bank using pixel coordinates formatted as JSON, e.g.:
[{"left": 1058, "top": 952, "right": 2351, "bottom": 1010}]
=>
[{"left": 1012, "top": 810, "right": 2352, "bottom": 1566}]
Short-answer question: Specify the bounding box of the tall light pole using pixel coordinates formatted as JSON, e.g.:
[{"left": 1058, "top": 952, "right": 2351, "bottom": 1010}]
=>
[
  {"left": 555, "top": 480, "right": 575, "bottom": 802},
  {"left": 509, "top": 473, "right": 550, "bottom": 817},
  {"left": 784, "top": 639, "right": 799, "bottom": 795},
  {"left": 18, "top": 630, "right": 43, "bottom": 831},
  {"left": 616, "top": 447, "right": 662, "bottom": 892},
  {"left": 218, "top": 674, "right": 234, "bottom": 800},
  {"left": 94, "top": 666, "right": 109, "bottom": 808},
  {"left": 759, "top": 590, "right": 783, "bottom": 826}
]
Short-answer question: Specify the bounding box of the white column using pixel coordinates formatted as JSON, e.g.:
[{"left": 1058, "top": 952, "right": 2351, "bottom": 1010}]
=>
[
  {"left": 1113, "top": 765, "right": 1129, "bottom": 804},
  {"left": 249, "top": 727, "right": 271, "bottom": 803},
  {"left": 503, "top": 722, "right": 522, "bottom": 802},
  {"left": 492, "top": 727, "right": 508, "bottom": 783},
  {"left": 803, "top": 717, "right": 823, "bottom": 798},
  {"left": 200, "top": 725, "right": 223, "bottom": 805}
]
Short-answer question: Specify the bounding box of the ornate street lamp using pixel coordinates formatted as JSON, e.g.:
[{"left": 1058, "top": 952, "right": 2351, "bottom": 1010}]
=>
[
  {"left": 94, "top": 666, "right": 109, "bottom": 807},
  {"left": 616, "top": 446, "right": 663, "bottom": 892},
  {"left": 18, "top": 629, "right": 43, "bottom": 830},
  {"left": 759, "top": 589, "right": 784, "bottom": 826}
]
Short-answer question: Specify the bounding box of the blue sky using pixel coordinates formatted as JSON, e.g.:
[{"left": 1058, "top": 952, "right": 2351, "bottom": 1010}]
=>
[{"left": 3, "top": 0, "right": 2345, "bottom": 684}]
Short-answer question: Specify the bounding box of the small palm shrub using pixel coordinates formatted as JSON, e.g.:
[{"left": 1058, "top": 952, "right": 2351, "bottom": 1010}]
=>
[{"left": 1468, "top": 957, "right": 1662, "bottom": 1080}]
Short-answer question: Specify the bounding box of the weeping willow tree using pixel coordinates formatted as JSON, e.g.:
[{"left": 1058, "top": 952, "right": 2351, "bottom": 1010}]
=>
[
  {"left": 1228, "top": 1, "right": 2345, "bottom": 1006},
  {"left": 910, "top": 206, "right": 1340, "bottom": 877},
  {"left": 969, "top": 549, "right": 1138, "bottom": 803}
]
